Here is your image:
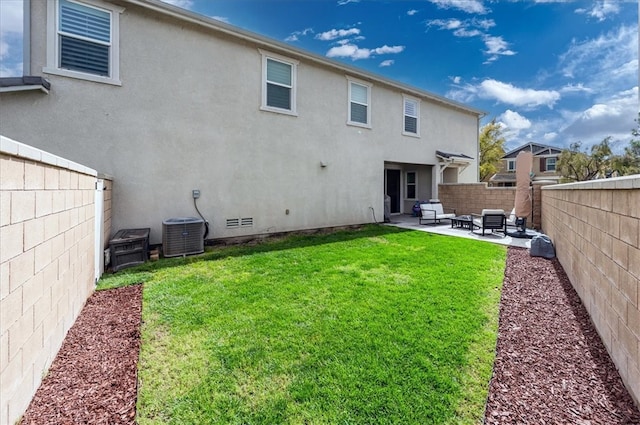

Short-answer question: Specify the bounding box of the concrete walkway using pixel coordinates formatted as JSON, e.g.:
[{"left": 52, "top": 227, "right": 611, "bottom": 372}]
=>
[{"left": 385, "top": 214, "right": 534, "bottom": 249}]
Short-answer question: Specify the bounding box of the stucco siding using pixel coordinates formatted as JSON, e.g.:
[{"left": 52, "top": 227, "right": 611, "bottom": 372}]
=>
[{"left": 1, "top": 0, "right": 481, "bottom": 244}]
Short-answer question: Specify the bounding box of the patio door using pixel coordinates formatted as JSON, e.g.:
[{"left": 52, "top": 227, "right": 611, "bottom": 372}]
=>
[{"left": 385, "top": 169, "right": 401, "bottom": 214}]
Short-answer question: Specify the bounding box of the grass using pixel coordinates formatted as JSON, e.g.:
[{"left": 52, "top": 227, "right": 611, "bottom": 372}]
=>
[{"left": 98, "top": 225, "right": 506, "bottom": 424}]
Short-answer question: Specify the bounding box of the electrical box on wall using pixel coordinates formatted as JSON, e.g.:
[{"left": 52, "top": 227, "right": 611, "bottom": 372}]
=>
[{"left": 192, "top": 189, "right": 200, "bottom": 199}]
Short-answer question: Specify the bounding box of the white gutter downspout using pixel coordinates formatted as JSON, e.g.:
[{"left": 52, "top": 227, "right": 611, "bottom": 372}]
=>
[{"left": 23, "top": 0, "right": 31, "bottom": 75}]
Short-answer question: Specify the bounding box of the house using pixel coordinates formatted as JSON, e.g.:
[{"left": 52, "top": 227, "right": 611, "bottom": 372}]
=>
[
  {"left": 490, "top": 142, "right": 563, "bottom": 187},
  {"left": 0, "top": 0, "right": 484, "bottom": 245}
]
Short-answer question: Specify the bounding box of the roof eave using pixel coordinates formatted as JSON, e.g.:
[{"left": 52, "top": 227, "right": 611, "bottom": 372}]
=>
[{"left": 124, "top": 0, "right": 486, "bottom": 117}]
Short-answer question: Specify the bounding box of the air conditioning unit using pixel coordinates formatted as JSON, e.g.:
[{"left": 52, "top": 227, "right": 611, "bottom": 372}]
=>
[{"left": 162, "top": 217, "right": 205, "bottom": 257}]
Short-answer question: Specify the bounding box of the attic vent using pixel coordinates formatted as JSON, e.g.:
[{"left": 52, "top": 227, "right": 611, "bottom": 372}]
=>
[
  {"left": 162, "top": 217, "right": 204, "bottom": 257},
  {"left": 226, "top": 217, "right": 254, "bottom": 228}
]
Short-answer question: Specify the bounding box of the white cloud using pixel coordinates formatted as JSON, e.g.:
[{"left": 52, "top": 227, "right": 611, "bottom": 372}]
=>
[
  {"left": 337, "top": 0, "right": 360, "bottom": 5},
  {"left": 379, "top": 60, "right": 394, "bottom": 67},
  {"left": 286, "top": 28, "right": 313, "bottom": 42},
  {"left": 407, "top": 9, "right": 418, "bottom": 16},
  {"left": 479, "top": 79, "right": 560, "bottom": 108},
  {"left": 483, "top": 35, "right": 516, "bottom": 62},
  {"left": 560, "top": 83, "right": 594, "bottom": 94},
  {"left": 326, "top": 43, "right": 404, "bottom": 60},
  {"left": 212, "top": 16, "right": 229, "bottom": 23},
  {"left": 160, "top": 0, "right": 194, "bottom": 9},
  {"left": 450, "top": 76, "right": 462, "bottom": 84},
  {"left": 315, "top": 28, "right": 361, "bottom": 41},
  {"left": 499, "top": 110, "right": 532, "bottom": 131},
  {"left": 428, "top": 0, "right": 488, "bottom": 14},
  {"left": 559, "top": 25, "right": 637, "bottom": 83},
  {"left": 560, "top": 87, "right": 638, "bottom": 148},
  {"left": 575, "top": 0, "right": 620, "bottom": 21}
]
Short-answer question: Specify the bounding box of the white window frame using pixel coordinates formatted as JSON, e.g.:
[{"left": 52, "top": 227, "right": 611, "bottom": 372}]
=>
[
  {"left": 259, "top": 50, "right": 298, "bottom": 116},
  {"left": 507, "top": 159, "right": 516, "bottom": 172},
  {"left": 545, "top": 157, "right": 556, "bottom": 172},
  {"left": 405, "top": 171, "right": 417, "bottom": 200},
  {"left": 402, "top": 96, "right": 420, "bottom": 137},
  {"left": 347, "top": 77, "right": 372, "bottom": 128},
  {"left": 44, "top": 0, "right": 123, "bottom": 86}
]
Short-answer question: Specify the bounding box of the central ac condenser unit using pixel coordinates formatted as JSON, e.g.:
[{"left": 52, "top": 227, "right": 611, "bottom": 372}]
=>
[{"left": 162, "top": 217, "right": 205, "bottom": 257}]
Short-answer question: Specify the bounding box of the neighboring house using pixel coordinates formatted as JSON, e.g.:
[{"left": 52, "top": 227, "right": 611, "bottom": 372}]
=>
[
  {"left": 490, "top": 142, "right": 562, "bottom": 187},
  {"left": 1, "top": 0, "right": 484, "bottom": 244}
]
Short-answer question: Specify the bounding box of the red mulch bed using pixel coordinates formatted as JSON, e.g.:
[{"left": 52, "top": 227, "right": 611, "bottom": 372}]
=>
[
  {"left": 20, "top": 284, "right": 142, "bottom": 425},
  {"left": 485, "top": 248, "right": 640, "bottom": 424},
  {"left": 19, "top": 248, "right": 640, "bottom": 424}
]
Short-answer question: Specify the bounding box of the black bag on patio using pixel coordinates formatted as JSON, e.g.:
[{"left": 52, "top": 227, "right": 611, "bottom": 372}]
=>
[{"left": 529, "top": 234, "right": 555, "bottom": 259}]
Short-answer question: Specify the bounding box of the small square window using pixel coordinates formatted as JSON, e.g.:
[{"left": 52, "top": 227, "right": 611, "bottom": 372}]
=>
[{"left": 546, "top": 158, "right": 556, "bottom": 172}]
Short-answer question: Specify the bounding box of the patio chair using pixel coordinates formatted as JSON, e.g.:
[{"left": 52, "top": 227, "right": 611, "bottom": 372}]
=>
[
  {"left": 506, "top": 208, "right": 517, "bottom": 228},
  {"left": 472, "top": 209, "right": 507, "bottom": 236},
  {"left": 419, "top": 200, "right": 456, "bottom": 225}
]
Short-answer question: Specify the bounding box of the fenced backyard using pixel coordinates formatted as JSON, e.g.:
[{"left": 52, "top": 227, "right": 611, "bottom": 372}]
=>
[{"left": 2, "top": 136, "right": 639, "bottom": 423}]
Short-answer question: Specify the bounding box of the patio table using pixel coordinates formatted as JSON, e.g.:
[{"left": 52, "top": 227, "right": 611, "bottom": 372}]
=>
[{"left": 451, "top": 215, "right": 474, "bottom": 230}]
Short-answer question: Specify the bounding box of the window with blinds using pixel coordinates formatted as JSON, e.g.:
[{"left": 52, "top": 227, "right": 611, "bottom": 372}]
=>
[
  {"left": 403, "top": 97, "right": 419, "bottom": 135},
  {"left": 260, "top": 52, "right": 298, "bottom": 115},
  {"left": 58, "top": 0, "right": 111, "bottom": 77},
  {"left": 266, "top": 59, "right": 292, "bottom": 110},
  {"left": 348, "top": 80, "right": 371, "bottom": 126}
]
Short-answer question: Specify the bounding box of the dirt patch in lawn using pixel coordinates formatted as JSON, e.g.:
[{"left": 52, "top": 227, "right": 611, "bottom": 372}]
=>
[{"left": 18, "top": 247, "right": 640, "bottom": 424}]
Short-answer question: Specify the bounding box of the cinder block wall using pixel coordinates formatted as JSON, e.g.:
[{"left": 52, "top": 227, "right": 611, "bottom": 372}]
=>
[
  {"left": 438, "top": 183, "right": 516, "bottom": 216},
  {"left": 438, "top": 182, "right": 552, "bottom": 229},
  {"left": 541, "top": 176, "right": 640, "bottom": 406},
  {"left": 0, "top": 136, "right": 98, "bottom": 425}
]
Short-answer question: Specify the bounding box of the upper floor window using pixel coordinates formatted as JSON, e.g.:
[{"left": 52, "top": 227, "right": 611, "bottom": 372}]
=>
[
  {"left": 507, "top": 159, "right": 516, "bottom": 172},
  {"left": 260, "top": 51, "right": 298, "bottom": 115},
  {"left": 347, "top": 78, "right": 371, "bottom": 127},
  {"left": 45, "top": 0, "right": 123, "bottom": 85},
  {"left": 403, "top": 97, "right": 419, "bottom": 136},
  {"left": 544, "top": 158, "right": 556, "bottom": 171}
]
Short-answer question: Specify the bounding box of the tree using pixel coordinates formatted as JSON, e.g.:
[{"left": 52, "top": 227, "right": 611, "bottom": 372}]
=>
[
  {"left": 557, "top": 138, "right": 615, "bottom": 182},
  {"left": 479, "top": 119, "right": 506, "bottom": 182},
  {"left": 612, "top": 113, "right": 640, "bottom": 175},
  {"left": 558, "top": 114, "right": 640, "bottom": 181}
]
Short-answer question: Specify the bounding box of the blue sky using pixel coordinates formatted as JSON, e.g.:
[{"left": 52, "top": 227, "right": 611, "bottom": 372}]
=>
[{"left": 1, "top": 0, "right": 637, "bottom": 152}]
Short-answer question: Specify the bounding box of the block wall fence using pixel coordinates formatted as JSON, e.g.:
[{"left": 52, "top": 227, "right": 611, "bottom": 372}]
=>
[
  {"left": 541, "top": 176, "right": 640, "bottom": 406},
  {"left": 437, "top": 181, "right": 553, "bottom": 230},
  {"left": 0, "top": 135, "right": 101, "bottom": 425}
]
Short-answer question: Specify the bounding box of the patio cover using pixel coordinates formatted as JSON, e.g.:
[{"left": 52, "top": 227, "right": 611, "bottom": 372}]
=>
[{"left": 436, "top": 150, "right": 474, "bottom": 174}]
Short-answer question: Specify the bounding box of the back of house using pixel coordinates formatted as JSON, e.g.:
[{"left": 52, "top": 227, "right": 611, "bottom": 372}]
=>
[{"left": 1, "top": 0, "right": 484, "bottom": 244}]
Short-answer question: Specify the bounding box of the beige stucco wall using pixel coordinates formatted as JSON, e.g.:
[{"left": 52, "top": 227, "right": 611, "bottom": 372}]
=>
[
  {"left": 0, "top": 136, "right": 97, "bottom": 425},
  {"left": 1, "top": 0, "right": 480, "bottom": 245},
  {"left": 541, "top": 176, "right": 640, "bottom": 405}
]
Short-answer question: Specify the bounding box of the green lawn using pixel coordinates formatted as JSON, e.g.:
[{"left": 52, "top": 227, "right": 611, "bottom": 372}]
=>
[{"left": 98, "top": 225, "right": 506, "bottom": 424}]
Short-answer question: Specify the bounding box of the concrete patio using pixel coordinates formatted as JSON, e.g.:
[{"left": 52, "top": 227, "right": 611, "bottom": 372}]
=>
[{"left": 385, "top": 214, "right": 534, "bottom": 249}]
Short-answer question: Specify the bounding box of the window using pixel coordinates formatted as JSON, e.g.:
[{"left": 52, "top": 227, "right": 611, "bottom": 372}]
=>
[
  {"left": 507, "top": 160, "right": 516, "bottom": 172},
  {"left": 545, "top": 157, "right": 556, "bottom": 172},
  {"left": 260, "top": 51, "right": 298, "bottom": 115},
  {"left": 406, "top": 171, "right": 417, "bottom": 199},
  {"left": 347, "top": 78, "right": 371, "bottom": 127},
  {"left": 45, "top": 0, "right": 123, "bottom": 85},
  {"left": 403, "top": 97, "right": 419, "bottom": 136}
]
